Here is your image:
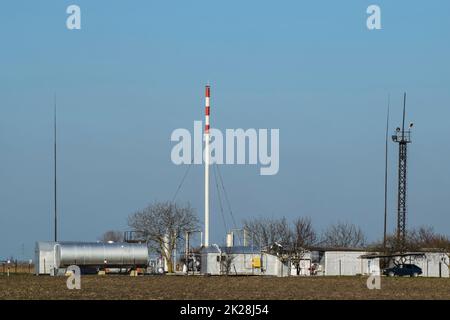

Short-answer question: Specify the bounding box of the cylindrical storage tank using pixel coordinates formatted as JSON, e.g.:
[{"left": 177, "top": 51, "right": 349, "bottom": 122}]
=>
[
  {"left": 55, "top": 242, "right": 148, "bottom": 268},
  {"left": 226, "top": 233, "right": 234, "bottom": 247}
]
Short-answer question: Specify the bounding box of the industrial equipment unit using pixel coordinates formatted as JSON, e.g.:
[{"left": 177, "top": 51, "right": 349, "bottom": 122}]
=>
[{"left": 35, "top": 241, "right": 149, "bottom": 275}]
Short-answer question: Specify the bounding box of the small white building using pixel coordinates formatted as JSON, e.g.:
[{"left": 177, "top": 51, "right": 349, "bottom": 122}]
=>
[
  {"left": 201, "top": 245, "right": 295, "bottom": 276},
  {"left": 200, "top": 246, "right": 316, "bottom": 277},
  {"left": 262, "top": 252, "right": 290, "bottom": 277},
  {"left": 201, "top": 246, "right": 264, "bottom": 275},
  {"left": 389, "top": 252, "right": 449, "bottom": 278},
  {"left": 201, "top": 246, "right": 381, "bottom": 277},
  {"left": 35, "top": 241, "right": 58, "bottom": 275},
  {"left": 311, "top": 248, "right": 380, "bottom": 276}
]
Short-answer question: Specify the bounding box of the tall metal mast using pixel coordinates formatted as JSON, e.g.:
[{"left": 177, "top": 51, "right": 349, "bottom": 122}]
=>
[
  {"left": 54, "top": 94, "right": 58, "bottom": 242},
  {"left": 392, "top": 93, "right": 413, "bottom": 251},
  {"left": 383, "top": 95, "right": 390, "bottom": 250}
]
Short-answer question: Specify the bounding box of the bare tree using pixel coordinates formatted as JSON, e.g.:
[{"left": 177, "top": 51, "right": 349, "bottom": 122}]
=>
[
  {"left": 99, "top": 230, "right": 123, "bottom": 243},
  {"left": 127, "top": 201, "right": 199, "bottom": 273},
  {"left": 370, "top": 228, "right": 449, "bottom": 253},
  {"left": 243, "top": 217, "right": 292, "bottom": 249},
  {"left": 368, "top": 234, "right": 409, "bottom": 269},
  {"left": 290, "top": 217, "right": 317, "bottom": 275},
  {"left": 408, "top": 226, "right": 450, "bottom": 251},
  {"left": 321, "top": 222, "right": 366, "bottom": 248},
  {"left": 244, "top": 216, "right": 318, "bottom": 275},
  {"left": 220, "top": 248, "right": 236, "bottom": 276},
  {"left": 370, "top": 227, "right": 450, "bottom": 268},
  {"left": 293, "top": 217, "right": 317, "bottom": 249}
]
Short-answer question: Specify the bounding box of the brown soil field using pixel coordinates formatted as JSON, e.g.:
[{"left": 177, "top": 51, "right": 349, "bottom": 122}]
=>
[{"left": 0, "top": 274, "right": 449, "bottom": 300}]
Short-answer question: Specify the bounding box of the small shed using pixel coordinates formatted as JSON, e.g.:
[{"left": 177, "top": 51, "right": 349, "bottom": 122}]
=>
[
  {"left": 389, "top": 252, "right": 449, "bottom": 278},
  {"left": 200, "top": 245, "right": 292, "bottom": 276},
  {"left": 35, "top": 241, "right": 58, "bottom": 275},
  {"left": 201, "top": 245, "right": 263, "bottom": 275},
  {"left": 261, "top": 252, "right": 287, "bottom": 276},
  {"left": 311, "top": 248, "right": 380, "bottom": 276}
]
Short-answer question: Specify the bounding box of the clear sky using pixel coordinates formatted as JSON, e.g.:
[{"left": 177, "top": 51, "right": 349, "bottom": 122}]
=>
[{"left": 1, "top": 0, "right": 449, "bottom": 259}]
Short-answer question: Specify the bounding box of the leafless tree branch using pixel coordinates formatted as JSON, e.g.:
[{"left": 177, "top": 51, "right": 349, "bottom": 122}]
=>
[
  {"left": 320, "top": 222, "right": 366, "bottom": 248},
  {"left": 127, "top": 201, "right": 199, "bottom": 273}
]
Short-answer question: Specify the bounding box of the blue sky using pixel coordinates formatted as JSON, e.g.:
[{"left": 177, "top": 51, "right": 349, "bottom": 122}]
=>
[{"left": 1, "top": 0, "right": 449, "bottom": 259}]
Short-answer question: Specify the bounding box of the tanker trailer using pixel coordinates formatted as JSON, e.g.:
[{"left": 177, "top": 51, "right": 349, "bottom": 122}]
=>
[{"left": 55, "top": 242, "right": 149, "bottom": 273}]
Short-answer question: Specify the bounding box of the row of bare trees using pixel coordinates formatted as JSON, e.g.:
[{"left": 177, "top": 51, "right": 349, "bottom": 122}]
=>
[
  {"left": 100, "top": 214, "right": 367, "bottom": 253},
  {"left": 243, "top": 216, "right": 450, "bottom": 253},
  {"left": 243, "top": 217, "right": 366, "bottom": 250},
  {"left": 242, "top": 217, "right": 367, "bottom": 275},
  {"left": 370, "top": 226, "right": 450, "bottom": 254}
]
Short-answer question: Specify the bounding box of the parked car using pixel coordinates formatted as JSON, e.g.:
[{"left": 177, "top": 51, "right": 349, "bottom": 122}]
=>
[{"left": 383, "top": 264, "right": 422, "bottom": 277}]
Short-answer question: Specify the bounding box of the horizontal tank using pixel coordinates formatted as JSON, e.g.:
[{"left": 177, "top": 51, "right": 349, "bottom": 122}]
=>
[{"left": 55, "top": 242, "right": 148, "bottom": 268}]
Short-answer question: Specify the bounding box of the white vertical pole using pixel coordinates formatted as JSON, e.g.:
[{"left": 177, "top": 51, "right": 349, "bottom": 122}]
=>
[{"left": 204, "top": 85, "right": 211, "bottom": 247}]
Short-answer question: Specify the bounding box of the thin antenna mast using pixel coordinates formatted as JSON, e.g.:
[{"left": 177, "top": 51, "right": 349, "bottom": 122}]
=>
[
  {"left": 402, "top": 93, "right": 406, "bottom": 139},
  {"left": 54, "top": 94, "right": 57, "bottom": 242},
  {"left": 383, "top": 94, "right": 390, "bottom": 250}
]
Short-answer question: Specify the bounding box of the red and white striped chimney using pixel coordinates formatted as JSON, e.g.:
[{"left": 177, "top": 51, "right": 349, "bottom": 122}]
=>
[
  {"left": 204, "top": 85, "right": 210, "bottom": 247},
  {"left": 205, "top": 86, "right": 210, "bottom": 134}
]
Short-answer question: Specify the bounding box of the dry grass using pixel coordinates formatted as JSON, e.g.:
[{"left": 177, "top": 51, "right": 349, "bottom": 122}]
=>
[
  {"left": 1, "top": 274, "right": 449, "bottom": 300},
  {"left": 0, "top": 263, "right": 33, "bottom": 275}
]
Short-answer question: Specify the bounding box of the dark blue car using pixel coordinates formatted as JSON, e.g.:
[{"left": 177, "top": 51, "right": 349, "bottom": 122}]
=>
[{"left": 383, "top": 264, "right": 422, "bottom": 277}]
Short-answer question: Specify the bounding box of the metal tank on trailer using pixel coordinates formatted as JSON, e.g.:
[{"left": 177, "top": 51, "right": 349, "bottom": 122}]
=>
[{"left": 54, "top": 242, "right": 149, "bottom": 269}]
